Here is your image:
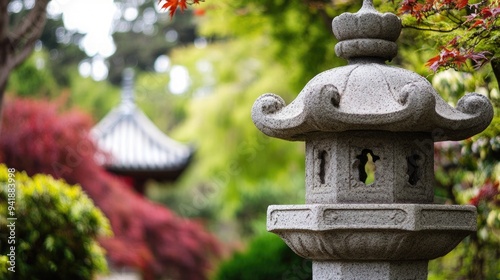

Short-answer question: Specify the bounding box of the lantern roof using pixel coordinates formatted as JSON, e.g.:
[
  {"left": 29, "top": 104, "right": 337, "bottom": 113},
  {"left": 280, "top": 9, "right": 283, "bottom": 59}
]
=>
[
  {"left": 252, "top": 0, "right": 493, "bottom": 142},
  {"left": 91, "top": 69, "right": 193, "bottom": 182}
]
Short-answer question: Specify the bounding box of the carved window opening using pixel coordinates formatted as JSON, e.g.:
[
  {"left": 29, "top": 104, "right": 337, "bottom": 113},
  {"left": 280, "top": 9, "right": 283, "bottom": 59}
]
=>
[
  {"left": 406, "top": 153, "right": 421, "bottom": 185},
  {"left": 356, "top": 149, "right": 380, "bottom": 185},
  {"left": 318, "top": 150, "right": 327, "bottom": 184}
]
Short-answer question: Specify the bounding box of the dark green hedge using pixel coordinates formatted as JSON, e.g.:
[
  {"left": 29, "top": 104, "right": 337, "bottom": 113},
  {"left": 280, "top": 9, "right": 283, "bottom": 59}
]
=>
[{"left": 214, "top": 233, "right": 312, "bottom": 280}]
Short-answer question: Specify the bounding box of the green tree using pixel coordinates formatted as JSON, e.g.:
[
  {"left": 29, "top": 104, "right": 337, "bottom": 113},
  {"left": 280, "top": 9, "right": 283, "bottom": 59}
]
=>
[
  {"left": 149, "top": 37, "right": 308, "bottom": 239},
  {"left": 0, "top": 0, "right": 49, "bottom": 102},
  {"left": 428, "top": 71, "right": 500, "bottom": 280},
  {"left": 64, "top": 70, "right": 121, "bottom": 121},
  {"left": 0, "top": 164, "right": 111, "bottom": 279},
  {"left": 6, "top": 48, "right": 58, "bottom": 98},
  {"left": 107, "top": 1, "right": 197, "bottom": 85},
  {"left": 398, "top": 0, "right": 500, "bottom": 76},
  {"left": 33, "top": 0, "right": 199, "bottom": 86}
]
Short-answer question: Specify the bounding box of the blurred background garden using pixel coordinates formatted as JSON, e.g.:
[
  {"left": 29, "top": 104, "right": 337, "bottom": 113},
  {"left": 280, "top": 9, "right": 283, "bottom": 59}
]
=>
[{"left": 0, "top": 0, "right": 499, "bottom": 279}]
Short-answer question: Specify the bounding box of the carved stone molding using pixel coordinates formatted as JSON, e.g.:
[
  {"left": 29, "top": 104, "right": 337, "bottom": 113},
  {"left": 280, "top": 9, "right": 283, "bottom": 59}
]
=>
[{"left": 268, "top": 204, "right": 476, "bottom": 260}]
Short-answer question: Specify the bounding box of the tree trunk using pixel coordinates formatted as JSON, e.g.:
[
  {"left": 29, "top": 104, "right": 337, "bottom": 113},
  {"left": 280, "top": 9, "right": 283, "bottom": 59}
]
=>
[{"left": 0, "top": 0, "right": 50, "bottom": 108}]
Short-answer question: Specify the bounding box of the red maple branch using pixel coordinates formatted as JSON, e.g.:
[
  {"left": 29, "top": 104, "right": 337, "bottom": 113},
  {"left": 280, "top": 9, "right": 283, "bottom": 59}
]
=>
[
  {"left": 158, "top": 0, "right": 203, "bottom": 18},
  {"left": 400, "top": 0, "right": 500, "bottom": 72}
]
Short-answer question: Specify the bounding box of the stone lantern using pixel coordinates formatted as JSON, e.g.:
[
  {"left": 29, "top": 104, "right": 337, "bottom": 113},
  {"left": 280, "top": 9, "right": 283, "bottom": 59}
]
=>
[{"left": 251, "top": 1, "right": 494, "bottom": 279}]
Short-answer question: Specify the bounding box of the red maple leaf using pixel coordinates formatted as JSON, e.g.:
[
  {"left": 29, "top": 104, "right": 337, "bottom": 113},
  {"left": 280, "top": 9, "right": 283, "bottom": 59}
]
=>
[
  {"left": 193, "top": 8, "right": 206, "bottom": 16},
  {"left": 481, "top": 7, "right": 493, "bottom": 18},
  {"left": 452, "top": 53, "right": 468, "bottom": 68},
  {"left": 159, "top": 0, "right": 188, "bottom": 18},
  {"left": 469, "top": 180, "right": 499, "bottom": 207},
  {"left": 454, "top": 0, "right": 468, "bottom": 9},
  {"left": 399, "top": 0, "right": 426, "bottom": 20},
  {"left": 469, "top": 19, "right": 485, "bottom": 29},
  {"left": 448, "top": 36, "right": 460, "bottom": 47},
  {"left": 425, "top": 54, "right": 441, "bottom": 72},
  {"left": 465, "top": 51, "right": 490, "bottom": 69}
]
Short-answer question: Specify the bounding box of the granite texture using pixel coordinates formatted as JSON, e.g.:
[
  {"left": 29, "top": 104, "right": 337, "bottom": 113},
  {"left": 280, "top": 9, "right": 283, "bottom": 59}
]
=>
[
  {"left": 253, "top": 0, "right": 493, "bottom": 279},
  {"left": 313, "top": 261, "right": 428, "bottom": 280},
  {"left": 251, "top": 65, "right": 493, "bottom": 141},
  {"left": 332, "top": 0, "right": 401, "bottom": 61},
  {"left": 305, "top": 132, "right": 434, "bottom": 204},
  {"left": 267, "top": 204, "right": 476, "bottom": 260}
]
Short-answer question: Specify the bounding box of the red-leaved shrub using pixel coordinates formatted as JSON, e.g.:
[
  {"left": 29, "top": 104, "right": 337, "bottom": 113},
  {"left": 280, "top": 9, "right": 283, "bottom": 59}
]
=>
[{"left": 0, "top": 97, "right": 221, "bottom": 280}]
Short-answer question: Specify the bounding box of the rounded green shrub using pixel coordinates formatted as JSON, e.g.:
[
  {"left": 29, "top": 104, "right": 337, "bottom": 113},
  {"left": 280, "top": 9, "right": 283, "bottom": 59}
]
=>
[{"left": 0, "top": 164, "right": 111, "bottom": 279}]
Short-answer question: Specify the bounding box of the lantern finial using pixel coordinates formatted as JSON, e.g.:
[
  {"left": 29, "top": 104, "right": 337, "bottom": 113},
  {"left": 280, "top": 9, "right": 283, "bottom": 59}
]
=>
[{"left": 332, "top": 0, "right": 401, "bottom": 61}]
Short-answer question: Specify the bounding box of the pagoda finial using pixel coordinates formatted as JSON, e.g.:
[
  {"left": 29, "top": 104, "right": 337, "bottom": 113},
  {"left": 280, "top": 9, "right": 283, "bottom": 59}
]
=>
[
  {"left": 332, "top": 0, "right": 401, "bottom": 61},
  {"left": 122, "top": 68, "right": 135, "bottom": 106}
]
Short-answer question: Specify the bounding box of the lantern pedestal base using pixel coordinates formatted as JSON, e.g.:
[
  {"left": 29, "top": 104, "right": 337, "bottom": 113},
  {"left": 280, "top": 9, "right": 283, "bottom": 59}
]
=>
[
  {"left": 268, "top": 203, "right": 476, "bottom": 279},
  {"left": 313, "top": 261, "right": 428, "bottom": 280}
]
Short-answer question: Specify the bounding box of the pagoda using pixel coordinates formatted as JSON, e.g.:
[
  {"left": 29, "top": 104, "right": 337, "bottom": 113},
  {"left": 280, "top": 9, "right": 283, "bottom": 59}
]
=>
[{"left": 91, "top": 69, "right": 193, "bottom": 193}]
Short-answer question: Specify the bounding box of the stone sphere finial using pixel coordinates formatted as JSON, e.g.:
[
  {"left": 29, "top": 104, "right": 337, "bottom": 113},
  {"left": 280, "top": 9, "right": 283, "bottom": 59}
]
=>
[{"left": 332, "top": 0, "right": 402, "bottom": 61}]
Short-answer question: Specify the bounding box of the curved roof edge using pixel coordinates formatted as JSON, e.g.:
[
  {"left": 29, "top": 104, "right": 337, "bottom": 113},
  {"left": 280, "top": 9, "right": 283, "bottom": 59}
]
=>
[{"left": 252, "top": 65, "right": 493, "bottom": 142}]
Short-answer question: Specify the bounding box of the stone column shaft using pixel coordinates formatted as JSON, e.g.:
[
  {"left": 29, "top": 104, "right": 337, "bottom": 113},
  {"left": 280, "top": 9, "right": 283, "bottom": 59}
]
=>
[{"left": 313, "top": 261, "right": 428, "bottom": 280}]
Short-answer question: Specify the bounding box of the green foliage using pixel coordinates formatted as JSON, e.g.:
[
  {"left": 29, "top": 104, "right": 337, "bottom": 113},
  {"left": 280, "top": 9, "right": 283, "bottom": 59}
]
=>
[
  {"left": 106, "top": 1, "right": 198, "bottom": 85},
  {"left": 65, "top": 71, "right": 121, "bottom": 121},
  {"left": 197, "top": 0, "right": 351, "bottom": 89},
  {"left": 213, "top": 233, "right": 311, "bottom": 280},
  {"left": 397, "top": 0, "right": 500, "bottom": 72},
  {"left": 134, "top": 71, "right": 191, "bottom": 131},
  {"left": 429, "top": 70, "right": 500, "bottom": 279},
  {"left": 0, "top": 164, "right": 111, "bottom": 280},
  {"left": 147, "top": 38, "right": 307, "bottom": 239},
  {"left": 6, "top": 49, "right": 58, "bottom": 98},
  {"left": 428, "top": 237, "right": 500, "bottom": 280}
]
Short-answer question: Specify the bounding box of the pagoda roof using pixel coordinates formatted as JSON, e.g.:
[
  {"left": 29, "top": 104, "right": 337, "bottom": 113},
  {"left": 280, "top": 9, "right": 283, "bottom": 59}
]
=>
[{"left": 91, "top": 70, "right": 193, "bottom": 182}]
